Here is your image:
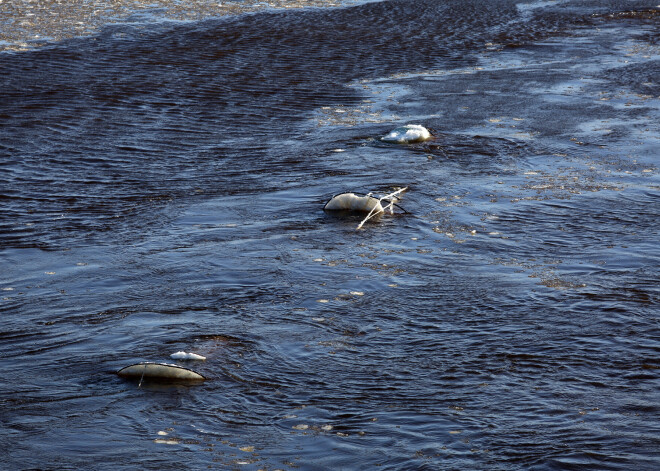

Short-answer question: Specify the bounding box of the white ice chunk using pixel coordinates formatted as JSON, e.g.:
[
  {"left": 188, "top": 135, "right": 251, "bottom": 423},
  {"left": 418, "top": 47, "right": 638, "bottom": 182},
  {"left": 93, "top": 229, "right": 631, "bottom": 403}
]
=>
[
  {"left": 381, "top": 124, "right": 431, "bottom": 144},
  {"left": 170, "top": 351, "right": 206, "bottom": 361}
]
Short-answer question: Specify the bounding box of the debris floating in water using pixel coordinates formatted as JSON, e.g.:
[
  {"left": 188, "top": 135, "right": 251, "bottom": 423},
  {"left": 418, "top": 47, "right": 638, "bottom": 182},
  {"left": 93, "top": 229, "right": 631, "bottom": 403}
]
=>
[
  {"left": 171, "top": 351, "right": 206, "bottom": 361},
  {"left": 381, "top": 124, "right": 431, "bottom": 143},
  {"left": 356, "top": 187, "right": 408, "bottom": 230},
  {"left": 117, "top": 362, "right": 206, "bottom": 383}
]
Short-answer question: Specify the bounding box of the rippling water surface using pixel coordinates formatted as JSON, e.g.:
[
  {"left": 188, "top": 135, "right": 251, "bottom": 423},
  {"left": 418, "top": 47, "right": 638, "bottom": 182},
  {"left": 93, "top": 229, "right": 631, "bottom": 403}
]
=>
[{"left": 1, "top": 1, "right": 659, "bottom": 469}]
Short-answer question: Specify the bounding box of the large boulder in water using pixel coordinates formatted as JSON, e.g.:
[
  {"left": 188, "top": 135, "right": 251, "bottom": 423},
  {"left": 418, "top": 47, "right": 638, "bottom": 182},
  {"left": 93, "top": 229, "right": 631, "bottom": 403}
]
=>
[{"left": 324, "top": 193, "right": 383, "bottom": 213}]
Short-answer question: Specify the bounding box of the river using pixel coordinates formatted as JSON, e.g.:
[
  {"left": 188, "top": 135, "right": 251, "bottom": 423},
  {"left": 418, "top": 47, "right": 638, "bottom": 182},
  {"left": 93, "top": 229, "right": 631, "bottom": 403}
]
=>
[{"left": 1, "top": 1, "right": 658, "bottom": 469}]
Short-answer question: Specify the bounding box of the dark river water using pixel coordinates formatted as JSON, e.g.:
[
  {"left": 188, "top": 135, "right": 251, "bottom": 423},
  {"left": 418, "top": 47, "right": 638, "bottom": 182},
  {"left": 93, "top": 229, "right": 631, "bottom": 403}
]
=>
[{"left": 1, "top": 1, "right": 659, "bottom": 469}]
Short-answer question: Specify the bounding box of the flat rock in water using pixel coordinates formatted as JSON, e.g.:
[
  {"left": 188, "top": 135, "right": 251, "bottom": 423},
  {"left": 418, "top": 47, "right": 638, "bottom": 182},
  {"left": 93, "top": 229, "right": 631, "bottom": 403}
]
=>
[{"left": 117, "top": 362, "right": 206, "bottom": 381}]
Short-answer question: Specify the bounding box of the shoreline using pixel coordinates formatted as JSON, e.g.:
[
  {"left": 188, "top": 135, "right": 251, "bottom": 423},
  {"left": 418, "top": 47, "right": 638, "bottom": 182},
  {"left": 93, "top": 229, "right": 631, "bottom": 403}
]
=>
[{"left": 0, "top": 0, "right": 363, "bottom": 52}]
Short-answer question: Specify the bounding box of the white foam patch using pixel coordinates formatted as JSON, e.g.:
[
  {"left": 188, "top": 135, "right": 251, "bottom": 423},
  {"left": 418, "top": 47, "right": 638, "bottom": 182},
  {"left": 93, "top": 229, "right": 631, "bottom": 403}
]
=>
[
  {"left": 381, "top": 124, "right": 431, "bottom": 143},
  {"left": 171, "top": 351, "right": 206, "bottom": 361},
  {"left": 516, "top": 0, "right": 560, "bottom": 16},
  {"left": 154, "top": 438, "right": 180, "bottom": 445},
  {"left": 324, "top": 193, "right": 384, "bottom": 213}
]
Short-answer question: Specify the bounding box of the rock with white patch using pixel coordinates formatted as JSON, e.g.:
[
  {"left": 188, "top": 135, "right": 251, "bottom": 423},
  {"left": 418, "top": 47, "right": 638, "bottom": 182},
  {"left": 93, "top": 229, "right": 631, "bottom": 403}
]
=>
[
  {"left": 323, "top": 193, "right": 384, "bottom": 213},
  {"left": 381, "top": 124, "right": 431, "bottom": 144}
]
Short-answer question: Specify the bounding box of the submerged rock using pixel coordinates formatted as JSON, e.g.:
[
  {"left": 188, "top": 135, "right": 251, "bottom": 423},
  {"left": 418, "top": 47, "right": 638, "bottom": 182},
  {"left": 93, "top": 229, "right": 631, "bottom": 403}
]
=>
[{"left": 117, "top": 362, "right": 206, "bottom": 382}]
